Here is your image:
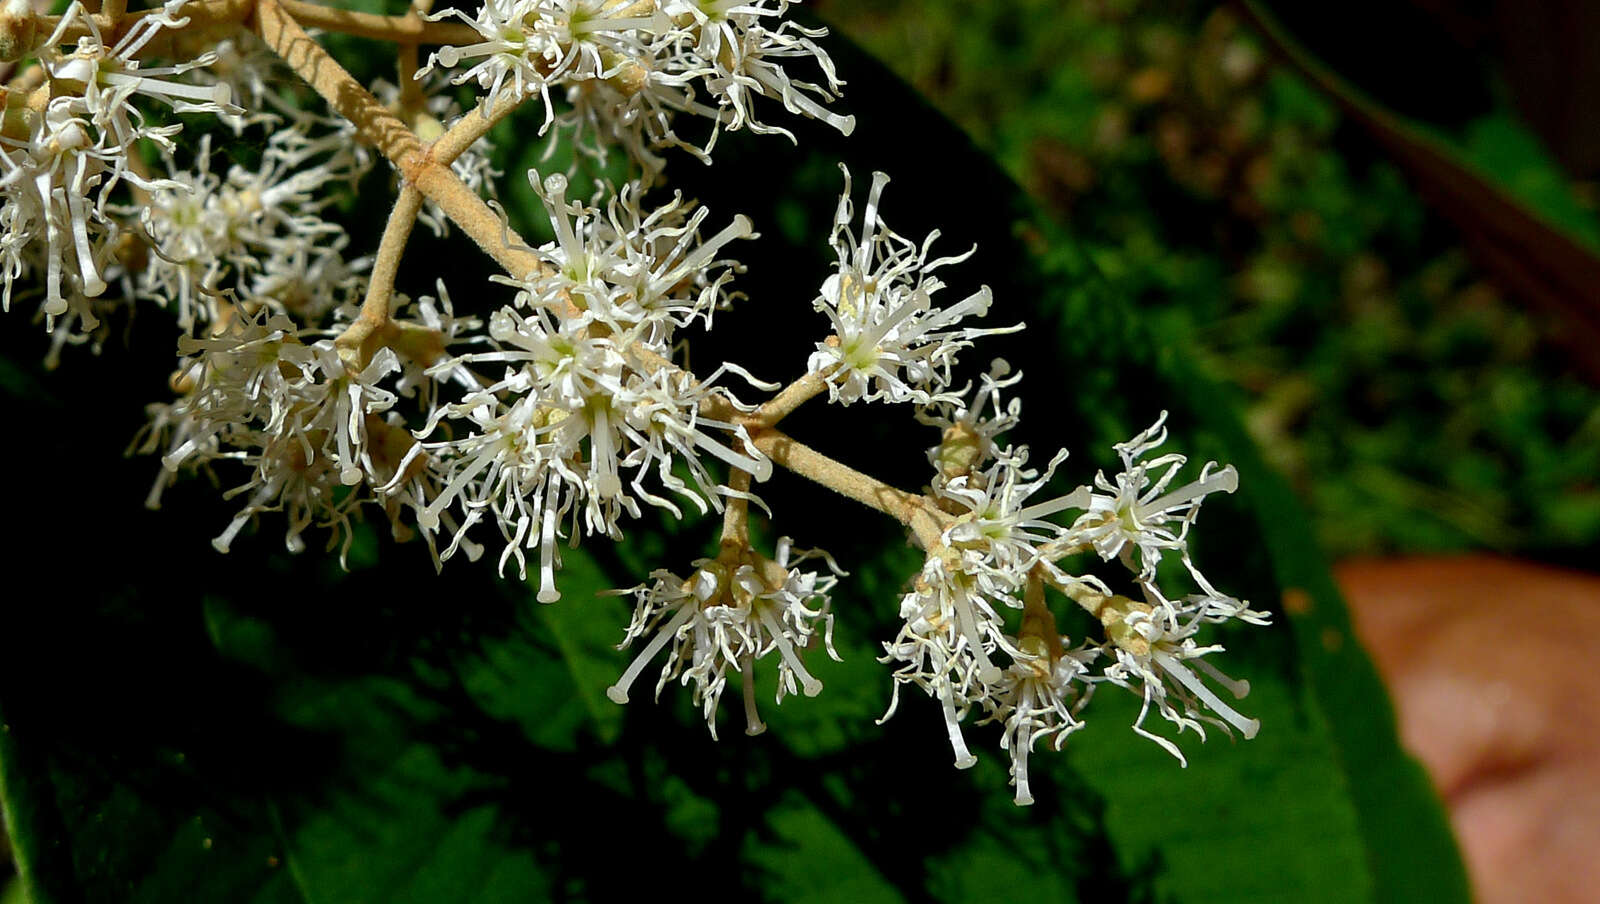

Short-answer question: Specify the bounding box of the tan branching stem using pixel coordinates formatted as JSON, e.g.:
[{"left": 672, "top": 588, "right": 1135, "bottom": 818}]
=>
[
  {"left": 396, "top": 31, "right": 422, "bottom": 112},
  {"left": 255, "top": 0, "right": 547, "bottom": 284},
  {"left": 749, "top": 370, "right": 828, "bottom": 429},
  {"left": 409, "top": 165, "right": 548, "bottom": 277},
  {"left": 337, "top": 185, "right": 422, "bottom": 370},
  {"left": 1020, "top": 568, "right": 1065, "bottom": 660},
  {"left": 253, "top": 0, "right": 421, "bottom": 164},
  {"left": 750, "top": 429, "right": 948, "bottom": 548},
  {"left": 1054, "top": 575, "right": 1115, "bottom": 619},
  {"left": 720, "top": 467, "right": 751, "bottom": 548},
  {"left": 430, "top": 90, "right": 521, "bottom": 168}
]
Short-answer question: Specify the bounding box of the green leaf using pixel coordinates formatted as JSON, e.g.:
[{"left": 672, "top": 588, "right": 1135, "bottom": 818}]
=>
[
  {"left": 1168, "top": 356, "right": 1470, "bottom": 904},
  {"left": 744, "top": 796, "right": 903, "bottom": 904}
]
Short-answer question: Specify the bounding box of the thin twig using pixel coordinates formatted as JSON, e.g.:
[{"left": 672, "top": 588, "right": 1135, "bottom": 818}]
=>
[
  {"left": 429, "top": 89, "right": 522, "bottom": 168},
  {"left": 337, "top": 185, "right": 423, "bottom": 370},
  {"left": 749, "top": 370, "right": 828, "bottom": 429},
  {"left": 720, "top": 467, "right": 752, "bottom": 548},
  {"left": 750, "top": 428, "right": 947, "bottom": 548},
  {"left": 255, "top": 0, "right": 547, "bottom": 280}
]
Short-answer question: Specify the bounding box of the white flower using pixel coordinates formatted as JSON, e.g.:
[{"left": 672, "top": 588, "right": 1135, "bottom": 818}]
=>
[
  {"left": 210, "top": 425, "right": 362, "bottom": 559},
  {"left": 190, "top": 32, "right": 291, "bottom": 131},
  {"left": 141, "top": 309, "right": 402, "bottom": 557},
  {"left": 1097, "top": 597, "right": 1260, "bottom": 765},
  {"left": 0, "top": 0, "right": 239, "bottom": 325},
  {"left": 136, "top": 127, "right": 368, "bottom": 329},
  {"left": 616, "top": 362, "right": 772, "bottom": 517},
  {"left": 1064, "top": 411, "right": 1238, "bottom": 610},
  {"left": 44, "top": 0, "right": 237, "bottom": 155},
  {"left": 916, "top": 358, "right": 1024, "bottom": 483},
  {"left": 410, "top": 292, "right": 771, "bottom": 597},
  {"left": 807, "top": 168, "right": 1014, "bottom": 406},
  {"left": 430, "top": 0, "right": 854, "bottom": 175},
  {"left": 519, "top": 173, "right": 753, "bottom": 342},
  {"left": 606, "top": 538, "right": 842, "bottom": 737},
  {"left": 422, "top": 0, "right": 667, "bottom": 116},
  {"left": 656, "top": 0, "right": 856, "bottom": 141},
  {"left": 938, "top": 450, "right": 1086, "bottom": 584},
  {"left": 407, "top": 395, "right": 577, "bottom": 599},
  {"left": 878, "top": 552, "right": 1019, "bottom": 768},
  {"left": 977, "top": 633, "right": 1097, "bottom": 806},
  {"left": 0, "top": 99, "right": 120, "bottom": 320},
  {"left": 247, "top": 237, "right": 368, "bottom": 325},
  {"left": 141, "top": 310, "right": 311, "bottom": 493}
]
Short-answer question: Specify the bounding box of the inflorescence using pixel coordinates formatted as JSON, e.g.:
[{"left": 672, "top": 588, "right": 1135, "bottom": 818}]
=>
[{"left": 1, "top": 0, "right": 1269, "bottom": 805}]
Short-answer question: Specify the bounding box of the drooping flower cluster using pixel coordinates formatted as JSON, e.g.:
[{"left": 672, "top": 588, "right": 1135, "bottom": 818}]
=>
[
  {"left": 607, "top": 536, "right": 842, "bottom": 737},
  {"left": 869, "top": 366, "right": 1268, "bottom": 804},
  {"left": 135, "top": 126, "right": 369, "bottom": 330},
  {"left": 138, "top": 292, "right": 475, "bottom": 562}
]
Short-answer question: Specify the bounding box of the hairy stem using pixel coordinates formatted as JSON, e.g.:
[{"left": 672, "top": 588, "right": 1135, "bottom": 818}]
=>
[
  {"left": 750, "top": 428, "right": 947, "bottom": 548},
  {"left": 749, "top": 369, "right": 828, "bottom": 429},
  {"left": 255, "top": 0, "right": 547, "bottom": 280},
  {"left": 337, "top": 185, "right": 423, "bottom": 370},
  {"left": 429, "top": 88, "right": 521, "bottom": 168},
  {"left": 720, "top": 467, "right": 751, "bottom": 549},
  {"left": 254, "top": 0, "right": 422, "bottom": 164},
  {"left": 396, "top": 23, "right": 423, "bottom": 112},
  {"left": 1053, "top": 574, "right": 1115, "bottom": 619}
]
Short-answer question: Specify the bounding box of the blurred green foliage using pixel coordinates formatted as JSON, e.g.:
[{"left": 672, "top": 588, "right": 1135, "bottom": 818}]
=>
[{"left": 817, "top": 0, "right": 1600, "bottom": 561}]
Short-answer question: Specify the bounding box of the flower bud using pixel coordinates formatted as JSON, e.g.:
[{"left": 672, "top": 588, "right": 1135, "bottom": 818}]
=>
[{"left": 0, "top": 0, "right": 37, "bottom": 63}]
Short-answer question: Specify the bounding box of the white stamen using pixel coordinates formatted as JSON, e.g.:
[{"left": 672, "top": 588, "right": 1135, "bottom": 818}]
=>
[
  {"left": 607, "top": 603, "right": 696, "bottom": 704},
  {"left": 1142, "top": 465, "right": 1238, "bottom": 516},
  {"left": 757, "top": 604, "right": 821, "bottom": 697},
  {"left": 950, "top": 582, "right": 1002, "bottom": 685},
  {"left": 1154, "top": 652, "right": 1259, "bottom": 739},
  {"left": 941, "top": 683, "right": 976, "bottom": 769},
  {"left": 537, "top": 482, "right": 561, "bottom": 603},
  {"left": 742, "top": 665, "right": 766, "bottom": 735}
]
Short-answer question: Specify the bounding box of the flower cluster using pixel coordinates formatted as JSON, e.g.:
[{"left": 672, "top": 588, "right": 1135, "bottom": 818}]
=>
[
  {"left": 871, "top": 369, "right": 1269, "bottom": 803},
  {"left": 403, "top": 175, "right": 773, "bottom": 600},
  {"left": 1, "top": 0, "right": 1275, "bottom": 808},
  {"left": 422, "top": 0, "right": 854, "bottom": 177},
  {"left": 137, "top": 292, "right": 473, "bottom": 563},
  {"left": 607, "top": 536, "right": 842, "bottom": 737},
  {"left": 806, "top": 168, "right": 1016, "bottom": 406},
  {"left": 1, "top": 0, "right": 236, "bottom": 337},
  {"left": 135, "top": 127, "right": 369, "bottom": 330}
]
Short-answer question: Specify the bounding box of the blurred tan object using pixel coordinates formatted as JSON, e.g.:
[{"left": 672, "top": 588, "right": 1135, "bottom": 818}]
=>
[{"left": 1339, "top": 555, "right": 1600, "bottom": 904}]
